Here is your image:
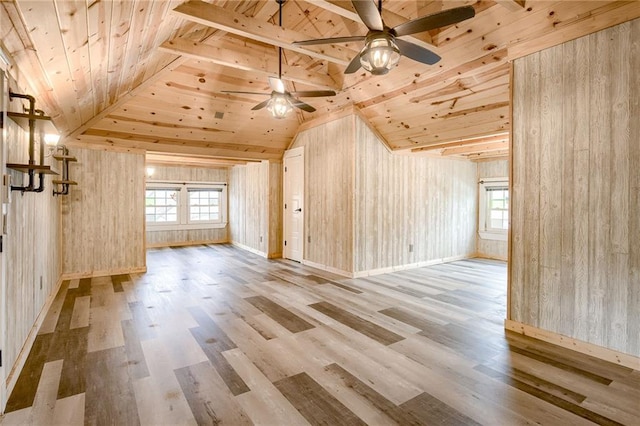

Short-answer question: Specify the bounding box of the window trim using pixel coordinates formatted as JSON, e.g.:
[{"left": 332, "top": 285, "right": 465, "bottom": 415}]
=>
[
  {"left": 146, "top": 180, "right": 228, "bottom": 231},
  {"left": 478, "top": 177, "right": 508, "bottom": 241},
  {"left": 145, "top": 186, "right": 181, "bottom": 226}
]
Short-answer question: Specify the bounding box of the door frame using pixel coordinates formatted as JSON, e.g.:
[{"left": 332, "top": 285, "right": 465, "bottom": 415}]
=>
[{"left": 283, "top": 146, "right": 304, "bottom": 261}]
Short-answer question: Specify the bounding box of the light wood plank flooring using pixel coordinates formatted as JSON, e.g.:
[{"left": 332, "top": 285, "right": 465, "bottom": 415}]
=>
[{"left": 2, "top": 244, "right": 638, "bottom": 425}]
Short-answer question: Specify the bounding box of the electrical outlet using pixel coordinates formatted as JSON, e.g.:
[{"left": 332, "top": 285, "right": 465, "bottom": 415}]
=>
[
  {"left": 259, "top": 236, "right": 263, "bottom": 243},
  {"left": 39, "top": 276, "right": 43, "bottom": 290},
  {"left": 307, "top": 236, "right": 311, "bottom": 243},
  {"left": 409, "top": 244, "right": 413, "bottom": 253}
]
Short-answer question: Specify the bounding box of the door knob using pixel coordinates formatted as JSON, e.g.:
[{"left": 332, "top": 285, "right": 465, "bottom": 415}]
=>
[{"left": 294, "top": 208, "right": 302, "bottom": 212}]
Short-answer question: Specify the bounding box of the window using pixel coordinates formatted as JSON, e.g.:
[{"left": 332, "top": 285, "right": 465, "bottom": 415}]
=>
[
  {"left": 479, "top": 178, "right": 508, "bottom": 241},
  {"left": 146, "top": 188, "right": 179, "bottom": 224},
  {"left": 146, "top": 181, "right": 227, "bottom": 230},
  {"left": 188, "top": 188, "right": 221, "bottom": 223}
]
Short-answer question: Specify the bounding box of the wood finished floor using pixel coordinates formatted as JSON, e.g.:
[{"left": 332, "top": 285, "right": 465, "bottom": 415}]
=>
[{"left": 2, "top": 244, "right": 639, "bottom": 425}]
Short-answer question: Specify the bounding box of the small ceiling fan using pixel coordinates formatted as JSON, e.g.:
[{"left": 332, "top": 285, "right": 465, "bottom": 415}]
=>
[
  {"left": 222, "top": 0, "right": 336, "bottom": 119},
  {"left": 293, "top": 0, "right": 476, "bottom": 75}
]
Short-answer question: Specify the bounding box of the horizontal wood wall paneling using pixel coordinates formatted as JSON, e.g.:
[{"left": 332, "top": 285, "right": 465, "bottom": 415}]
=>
[
  {"left": 61, "top": 149, "right": 146, "bottom": 276},
  {"left": 510, "top": 18, "right": 640, "bottom": 357}
]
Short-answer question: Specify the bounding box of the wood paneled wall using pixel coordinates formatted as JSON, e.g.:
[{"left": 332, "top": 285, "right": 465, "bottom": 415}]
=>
[
  {"left": 291, "top": 114, "right": 477, "bottom": 275},
  {"left": 477, "top": 160, "right": 509, "bottom": 260},
  {"left": 229, "top": 161, "right": 282, "bottom": 258},
  {"left": 61, "top": 149, "right": 145, "bottom": 276},
  {"left": 291, "top": 116, "right": 355, "bottom": 273},
  {"left": 354, "top": 117, "right": 477, "bottom": 274},
  {"left": 4, "top": 80, "right": 61, "bottom": 394},
  {"left": 510, "top": 18, "right": 640, "bottom": 357},
  {"left": 268, "top": 162, "right": 283, "bottom": 257},
  {"left": 145, "top": 165, "right": 229, "bottom": 247}
]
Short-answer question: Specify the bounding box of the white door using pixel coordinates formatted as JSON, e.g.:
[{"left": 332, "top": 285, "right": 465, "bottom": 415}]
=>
[{"left": 283, "top": 147, "right": 304, "bottom": 262}]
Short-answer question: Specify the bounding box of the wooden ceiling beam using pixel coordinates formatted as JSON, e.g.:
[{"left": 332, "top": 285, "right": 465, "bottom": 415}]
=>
[
  {"left": 171, "top": 0, "right": 354, "bottom": 66},
  {"left": 159, "top": 37, "right": 339, "bottom": 90},
  {"left": 146, "top": 152, "right": 255, "bottom": 168},
  {"left": 440, "top": 140, "right": 509, "bottom": 156},
  {"left": 76, "top": 130, "right": 285, "bottom": 161},
  {"left": 494, "top": 0, "right": 526, "bottom": 13},
  {"left": 409, "top": 132, "right": 510, "bottom": 153}
]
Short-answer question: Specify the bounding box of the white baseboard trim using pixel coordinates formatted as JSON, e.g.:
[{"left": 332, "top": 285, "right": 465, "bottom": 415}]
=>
[
  {"left": 352, "top": 254, "right": 471, "bottom": 278},
  {"left": 3, "top": 275, "right": 65, "bottom": 412},
  {"left": 301, "top": 254, "right": 472, "bottom": 279},
  {"left": 505, "top": 319, "right": 640, "bottom": 370},
  {"left": 231, "top": 241, "right": 268, "bottom": 259},
  {"left": 301, "top": 260, "right": 354, "bottom": 278}
]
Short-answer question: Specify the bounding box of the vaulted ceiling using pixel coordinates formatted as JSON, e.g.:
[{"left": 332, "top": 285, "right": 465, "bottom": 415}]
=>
[{"left": 2, "top": 1, "right": 639, "bottom": 165}]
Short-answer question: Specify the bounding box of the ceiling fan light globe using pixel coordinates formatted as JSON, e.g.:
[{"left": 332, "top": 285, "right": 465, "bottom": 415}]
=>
[
  {"left": 267, "top": 94, "right": 292, "bottom": 119},
  {"left": 359, "top": 36, "right": 400, "bottom": 75}
]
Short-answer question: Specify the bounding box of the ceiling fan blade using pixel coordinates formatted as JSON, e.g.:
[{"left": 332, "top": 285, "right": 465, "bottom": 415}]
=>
[
  {"left": 290, "top": 90, "right": 336, "bottom": 98},
  {"left": 221, "top": 90, "right": 270, "bottom": 96},
  {"left": 269, "top": 76, "right": 286, "bottom": 93},
  {"left": 290, "top": 99, "right": 316, "bottom": 113},
  {"left": 293, "top": 36, "right": 366, "bottom": 46},
  {"left": 251, "top": 98, "right": 272, "bottom": 111},
  {"left": 392, "top": 5, "right": 475, "bottom": 37},
  {"left": 352, "top": 0, "right": 384, "bottom": 31},
  {"left": 344, "top": 54, "right": 363, "bottom": 74},
  {"left": 395, "top": 39, "right": 441, "bottom": 65}
]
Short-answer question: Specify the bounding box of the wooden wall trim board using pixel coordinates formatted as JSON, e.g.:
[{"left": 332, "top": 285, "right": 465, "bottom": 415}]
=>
[
  {"left": 4, "top": 276, "right": 64, "bottom": 404},
  {"left": 230, "top": 241, "right": 268, "bottom": 259},
  {"left": 60, "top": 267, "right": 147, "bottom": 281},
  {"left": 301, "top": 259, "right": 353, "bottom": 279},
  {"left": 474, "top": 252, "right": 508, "bottom": 262},
  {"left": 351, "top": 254, "right": 472, "bottom": 278},
  {"left": 505, "top": 320, "right": 640, "bottom": 371},
  {"left": 146, "top": 239, "right": 229, "bottom": 249}
]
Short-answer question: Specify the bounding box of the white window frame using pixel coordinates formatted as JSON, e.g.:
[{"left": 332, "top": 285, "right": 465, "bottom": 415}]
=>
[
  {"left": 146, "top": 180, "right": 227, "bottom": 231},
  {"left": 478, "top": 177, "right": 508, "bottom": 241}
]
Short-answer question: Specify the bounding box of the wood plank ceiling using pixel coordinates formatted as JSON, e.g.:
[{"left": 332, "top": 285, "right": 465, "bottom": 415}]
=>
[{"left": 2, "top": 1, "right": 639, "bottom": 164}]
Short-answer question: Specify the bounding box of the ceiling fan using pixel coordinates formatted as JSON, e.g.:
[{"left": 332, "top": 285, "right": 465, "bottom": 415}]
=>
[
  {"left": 222, "top": 0, "right": 336, "bottom": 119},
  {"left": 293, "top": 0, "right": 476, "bottom": 75}
]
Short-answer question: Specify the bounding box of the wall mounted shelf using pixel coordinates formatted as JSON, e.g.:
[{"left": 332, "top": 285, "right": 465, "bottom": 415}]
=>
[
  {"left": 52, "top": 145, "right": 77, "bottom": 196},
  {"left": 7, "top": 163, "right": 58, "bottom": 175},
  {"left": 7, "top": 111, "right": 55, "bottom": 132},
  {"left": 52, "top": 154, "right": 77, "bottom": 162},
  {"left": 6, "top": 91, "right": 60, "bottom": 192}
]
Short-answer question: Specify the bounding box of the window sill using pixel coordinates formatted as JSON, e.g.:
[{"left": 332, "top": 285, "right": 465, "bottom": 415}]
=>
[
  {"left": 147, "top": 222, "right": 228, "bottom": 232},
  {"left": 479, "top": 231, "right": 507, "bottom": 242}
]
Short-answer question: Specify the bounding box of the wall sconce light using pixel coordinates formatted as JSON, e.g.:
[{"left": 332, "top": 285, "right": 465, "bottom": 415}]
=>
[
  {"left": 44, "top": 133, "right": 60, "bottom": 147},
  {"left": 146, "top": 167, "right": 155, "bottom": 178}
]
